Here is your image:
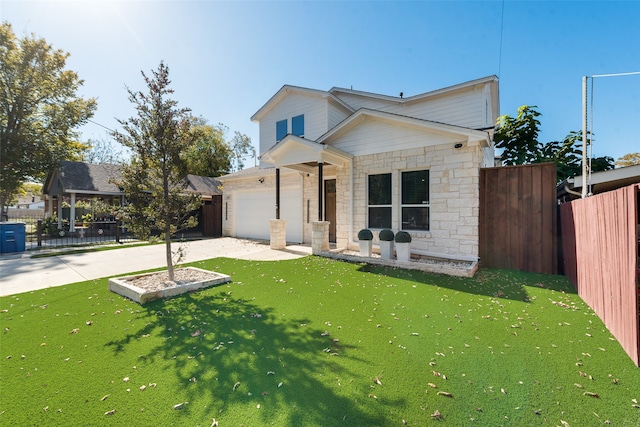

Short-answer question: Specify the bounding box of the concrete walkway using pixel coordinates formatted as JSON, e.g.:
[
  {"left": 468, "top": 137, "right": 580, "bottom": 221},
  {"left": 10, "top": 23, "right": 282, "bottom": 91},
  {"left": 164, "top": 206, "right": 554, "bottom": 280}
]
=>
[{"left": 0, "top": 238, "right": 312, "bottom": 296}]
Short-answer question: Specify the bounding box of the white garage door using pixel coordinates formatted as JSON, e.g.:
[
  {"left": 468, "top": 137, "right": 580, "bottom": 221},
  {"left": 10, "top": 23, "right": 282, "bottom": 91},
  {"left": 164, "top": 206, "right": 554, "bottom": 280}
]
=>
[{"left": 235, "top": 187, "right": 303, "bottom": 243}]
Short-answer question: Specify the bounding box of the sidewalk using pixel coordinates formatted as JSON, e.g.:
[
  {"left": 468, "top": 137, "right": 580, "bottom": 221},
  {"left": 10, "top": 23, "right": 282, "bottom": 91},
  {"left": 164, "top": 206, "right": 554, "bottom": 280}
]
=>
[{"left": 0, "top": 238, "right": 312, "bottom": 296}]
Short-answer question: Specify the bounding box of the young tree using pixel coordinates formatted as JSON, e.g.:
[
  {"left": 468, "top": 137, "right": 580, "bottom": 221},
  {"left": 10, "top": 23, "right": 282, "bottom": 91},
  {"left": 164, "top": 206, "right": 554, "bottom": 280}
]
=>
[
  {"left": 113, "top": 62, "right": 201, "bottom": 281},
  {"left": 0, "top": 22, "right": 97, "bottom": 214}
]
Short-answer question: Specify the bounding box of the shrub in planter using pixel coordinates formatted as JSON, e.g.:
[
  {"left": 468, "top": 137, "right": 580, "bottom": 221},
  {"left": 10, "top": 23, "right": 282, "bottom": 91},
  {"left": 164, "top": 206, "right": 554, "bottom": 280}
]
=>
[
  {"left": 378, "top": 229, "right": 394, "bottom": 260},
  {"left": 357, "top": 229, "right": 373, "bottom": 257},
  {"left": 379, "top": 229, "right": 394, "bottom": 241},
  {"left": 394, "top": 231, "right": 412, "bottom": 262},
  {"left": 358, "top": 229, "right": 373, "bottom": 240},
  {"left": 394, "top": 231, "right": 412, "bottom": 243}
]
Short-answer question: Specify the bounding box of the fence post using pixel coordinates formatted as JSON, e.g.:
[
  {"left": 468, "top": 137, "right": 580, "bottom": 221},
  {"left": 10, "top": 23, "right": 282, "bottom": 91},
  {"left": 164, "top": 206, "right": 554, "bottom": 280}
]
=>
[
  {"left": 37, "top": 219, "right": 43, "bottom": 247},
  {"left": 116, "top": 219, "right": 121, "bottom": 243}
]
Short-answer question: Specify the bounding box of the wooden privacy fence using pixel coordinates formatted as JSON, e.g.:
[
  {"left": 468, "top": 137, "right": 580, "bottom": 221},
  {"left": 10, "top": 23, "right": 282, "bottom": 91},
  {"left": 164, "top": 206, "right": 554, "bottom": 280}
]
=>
[
  {"left": 479, "top": 163, "right": 558, "bottom": 274},
  {"left": 559, "top": 184, "right": 639, "bottom": 366}
]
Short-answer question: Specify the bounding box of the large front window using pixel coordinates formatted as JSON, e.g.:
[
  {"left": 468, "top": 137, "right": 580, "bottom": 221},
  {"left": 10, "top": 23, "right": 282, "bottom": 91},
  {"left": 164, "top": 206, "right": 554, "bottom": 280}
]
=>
[
  {"left": 368, "top": 173, "right": 391, "bottom": 229},
  {"left": 401, "top": 170, "right": 429, "bottom": 231}
]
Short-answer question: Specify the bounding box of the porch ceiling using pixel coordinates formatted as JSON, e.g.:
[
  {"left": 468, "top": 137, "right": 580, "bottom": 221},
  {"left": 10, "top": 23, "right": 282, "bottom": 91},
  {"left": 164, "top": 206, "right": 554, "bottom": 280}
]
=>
[{"left": 259, "top": 135, "right": 352, "bottom": 173}]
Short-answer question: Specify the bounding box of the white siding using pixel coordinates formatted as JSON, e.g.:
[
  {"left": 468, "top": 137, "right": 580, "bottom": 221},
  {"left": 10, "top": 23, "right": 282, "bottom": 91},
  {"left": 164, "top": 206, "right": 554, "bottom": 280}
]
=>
[
  {"left": 330, "top": 117, "right": 462, "bottom": 157},
  {"left": 334, "top": 84, "right": 491, "bottom": 129},
  {"left": 258, "top": 93, "right": 329, "bottom": 155},
  {"left": 328, "top": 103, "right": 349, "bottom": 131}
]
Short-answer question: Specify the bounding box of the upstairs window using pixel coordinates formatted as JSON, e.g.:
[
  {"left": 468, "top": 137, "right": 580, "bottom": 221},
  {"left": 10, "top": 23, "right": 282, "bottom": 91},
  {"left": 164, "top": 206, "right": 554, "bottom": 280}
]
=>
[
  {"left": 401, "top": 170, "right": 429, "bottom": 231},
  {"left": 292, "top": 114, "right": 304, "bottom": 137},
  {"left": 368, "top": 173, "right": 392, "bottom": 229},
  {"left": 276, "top": 119, "right": 288, "bottom": 142}
]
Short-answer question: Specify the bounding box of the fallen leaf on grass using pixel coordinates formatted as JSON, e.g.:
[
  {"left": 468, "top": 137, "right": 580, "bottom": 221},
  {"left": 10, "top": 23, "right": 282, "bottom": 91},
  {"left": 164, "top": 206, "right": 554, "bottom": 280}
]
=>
[
  {"left": 173, "top": 402, "right": 187, "bottom": 410},
  {"left": 427, "top": 383, "right": 438, "bottom": 388},
  {"left": 69, "top": 328, "right": 79, "bottom": 334},
  {"left": 211, "top": 419, "right": 218, "bottom": 427},
  {"left": 431, "top": 409, "right": 443, "bottom": 419},
  {"left": 373, "top": 376, "right": 382, "bottom": 385},
  {"left": 583, "top": 392, "right": 600, "bottom": 398},
  {"left": 101, "top": 394, "right": 110, "bottom": 401},
  {"left": 233, "top": 382, "right": 240, "bottom": 391},
  {"left": 104, "top": 409, "right": 116, "bottom": 416},
  {"left": 437, "top": 391, "right": 453, "bottom": 398}
]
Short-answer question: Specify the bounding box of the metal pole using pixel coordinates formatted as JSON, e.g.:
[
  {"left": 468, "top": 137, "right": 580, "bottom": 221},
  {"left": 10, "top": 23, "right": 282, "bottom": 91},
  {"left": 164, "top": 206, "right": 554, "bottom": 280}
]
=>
[
  {"left": 581, "top": 76, "right": 588, "bottom": 198},
  {"left": 318, "top": 162, "right": 323, "bottom": 221},
  {"left": 275, "top": 168, "right": 281, "bottom": 220}
]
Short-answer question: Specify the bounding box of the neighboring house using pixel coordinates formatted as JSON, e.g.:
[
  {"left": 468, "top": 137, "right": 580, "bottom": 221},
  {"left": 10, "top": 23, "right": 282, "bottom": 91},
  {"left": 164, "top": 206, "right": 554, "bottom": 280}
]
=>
[
  {"left": 42, "top": 161, "right": 223, "bottom": 236},
  {"left": 218, "top": 75, "right": 500, "bottom": 261},
  {"left": 557, "top": 164, "right": 640, "bottom": 203}
]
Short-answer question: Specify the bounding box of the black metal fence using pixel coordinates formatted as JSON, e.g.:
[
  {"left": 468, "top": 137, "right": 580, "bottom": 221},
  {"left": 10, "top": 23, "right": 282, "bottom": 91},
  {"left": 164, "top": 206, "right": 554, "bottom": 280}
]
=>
[{"left": 4, "top": 214, "right": 206, "bottom": 251}]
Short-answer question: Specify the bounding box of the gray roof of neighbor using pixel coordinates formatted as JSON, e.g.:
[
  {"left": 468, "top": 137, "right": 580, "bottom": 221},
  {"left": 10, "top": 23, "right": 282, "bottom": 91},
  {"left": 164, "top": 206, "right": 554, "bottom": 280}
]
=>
[
  {"left": 183, "top": 174, "right": 222, "bottom": 195},
  {"left": 44, "top": 161, "right": 222, "bottom": 196},
  {"left": 45, "top": 161, "right": 123, "bottom": 194}
]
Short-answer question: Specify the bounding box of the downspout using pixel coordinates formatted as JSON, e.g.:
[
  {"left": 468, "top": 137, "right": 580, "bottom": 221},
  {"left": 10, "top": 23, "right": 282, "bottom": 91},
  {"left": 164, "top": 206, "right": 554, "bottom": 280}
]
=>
[
  {"left": 349, "top": 159, "right": 355, "bottom": 249},
  {"left": 564, "top": 183, "right": 582, "bottom": 198}
]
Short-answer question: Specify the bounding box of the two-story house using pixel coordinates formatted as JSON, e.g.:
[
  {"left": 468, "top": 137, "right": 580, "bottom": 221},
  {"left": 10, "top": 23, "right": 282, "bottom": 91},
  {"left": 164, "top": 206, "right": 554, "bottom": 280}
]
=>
[{"left": 218, "top": 75, "right": 499, "bottom": 261}]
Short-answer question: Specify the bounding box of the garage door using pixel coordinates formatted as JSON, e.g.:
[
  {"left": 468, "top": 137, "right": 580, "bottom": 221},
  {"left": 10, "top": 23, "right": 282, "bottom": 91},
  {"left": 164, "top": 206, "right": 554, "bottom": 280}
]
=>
[{"left": 235, "top": 187, "right": 303, "bottom": 243}]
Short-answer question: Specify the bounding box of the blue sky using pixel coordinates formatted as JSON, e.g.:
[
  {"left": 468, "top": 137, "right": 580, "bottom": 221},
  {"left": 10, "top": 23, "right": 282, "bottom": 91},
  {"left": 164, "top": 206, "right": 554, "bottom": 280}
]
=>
[{"left": 3, "top": 0, "right": 639, "bottom": 165}]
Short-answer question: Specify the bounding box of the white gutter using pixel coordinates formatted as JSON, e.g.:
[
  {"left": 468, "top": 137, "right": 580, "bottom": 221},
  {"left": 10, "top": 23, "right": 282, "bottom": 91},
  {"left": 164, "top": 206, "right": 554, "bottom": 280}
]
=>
[{"left": 349, "top": 159, "right": 355, "bottom": 250}]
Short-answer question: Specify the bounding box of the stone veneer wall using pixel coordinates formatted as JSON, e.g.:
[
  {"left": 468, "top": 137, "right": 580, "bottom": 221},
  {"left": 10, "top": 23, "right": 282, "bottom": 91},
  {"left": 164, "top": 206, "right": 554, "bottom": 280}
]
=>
[{"left": 349, "top": 144, "right": 482, "bottom": 258}]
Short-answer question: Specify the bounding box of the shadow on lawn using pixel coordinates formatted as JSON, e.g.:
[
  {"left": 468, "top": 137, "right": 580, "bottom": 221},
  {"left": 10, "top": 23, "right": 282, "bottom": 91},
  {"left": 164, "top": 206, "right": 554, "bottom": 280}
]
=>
[
  {"left": 107, "top": 290, "right": 398, "bottom": 426},
  {"left": 357, "top": 264, "right": 576, "bottom": 302}
]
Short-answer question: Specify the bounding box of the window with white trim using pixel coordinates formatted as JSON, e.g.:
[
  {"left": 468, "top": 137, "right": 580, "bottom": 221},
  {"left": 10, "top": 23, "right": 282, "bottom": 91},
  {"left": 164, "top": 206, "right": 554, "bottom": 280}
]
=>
[
  {"left": 368, "top": 173, "right": 392, "bottom": 229},
  {"left": 401, "top": 170, "right": 429, "bottom": 231}
]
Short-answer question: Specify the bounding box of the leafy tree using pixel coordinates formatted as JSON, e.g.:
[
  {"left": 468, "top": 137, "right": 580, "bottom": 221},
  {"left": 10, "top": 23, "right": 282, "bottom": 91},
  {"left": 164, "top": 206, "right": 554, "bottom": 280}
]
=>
[
  {"left": 183, "top": 119, "right": 255, "bottom": 176},
  {"left": 615, "top": 152, "right": 640, "bottom": 167},
  {"left": 81, "top": 137, "right": 126, "bottom": 164},
  {"left": 113, "top": 62, "right": 201, "bottom": 281},
  {"left": 183, "top": 119, "right": 232, "bottom": 176},
  {"left": 229, "top": 130, "right": 255, "bottom": 172},
  {"left": 494, "top": 105, "right": 542, "bottom": 165},
  {"left": 0, "top": 22, "right": 96, "bottom": 214},
  {"left": 495, "top": 105, "right": 614, "bottom": 181}
]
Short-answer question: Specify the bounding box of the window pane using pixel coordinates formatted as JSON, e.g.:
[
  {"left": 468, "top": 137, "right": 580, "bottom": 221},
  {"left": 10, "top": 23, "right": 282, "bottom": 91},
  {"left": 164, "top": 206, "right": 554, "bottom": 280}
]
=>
[
  {"left": 402, "top": 207, "right": 429, "bottom": 231},
  {"left": 292, "top": 114, "right": 304, "bottom": 137},
  {"left": 369, "top": 207, "right": 392, "bottom": 229},
  {"left": 402, "top": 170, "right": 429, "bottom": 204},
  {"left": 368, "top": 174, "right": 391, "bottom": 205},
  {"left": 276, "top": 119, "right": 287, "bottom": 141}
]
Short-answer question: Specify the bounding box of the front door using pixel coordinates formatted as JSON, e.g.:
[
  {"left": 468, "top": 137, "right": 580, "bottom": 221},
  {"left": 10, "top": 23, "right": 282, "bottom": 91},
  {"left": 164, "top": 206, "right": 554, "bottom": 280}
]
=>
[{"left": 324, "top": 179, "right": 336, "bottom": 242}]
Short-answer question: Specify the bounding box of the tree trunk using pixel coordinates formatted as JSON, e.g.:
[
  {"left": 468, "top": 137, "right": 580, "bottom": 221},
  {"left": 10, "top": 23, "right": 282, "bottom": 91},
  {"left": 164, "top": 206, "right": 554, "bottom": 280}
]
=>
[{"left": 165, "top": 228, "right": 174, "bottom": 281}]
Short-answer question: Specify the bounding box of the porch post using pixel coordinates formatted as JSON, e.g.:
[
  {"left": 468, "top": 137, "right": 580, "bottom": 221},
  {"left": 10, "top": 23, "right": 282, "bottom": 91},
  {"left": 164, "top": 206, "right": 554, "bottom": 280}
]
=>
[
  {"left": 275, "top": 168, "right": 280, "bottom": 219},
  {"left": 57, "top": 197, "right": 62, "bottom": 229},
  {"left": 70, "top": 193, "right": 76, "bottom": 231},
  {"left": 318, "top": 162, "right": 323, "bottom": 221}
]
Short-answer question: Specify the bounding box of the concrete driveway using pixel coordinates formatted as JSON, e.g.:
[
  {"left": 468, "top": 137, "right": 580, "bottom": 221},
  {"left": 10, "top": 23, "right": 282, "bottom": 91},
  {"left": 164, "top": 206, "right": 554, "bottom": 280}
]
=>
[{"left": 0, "top": 238, "right": 311, "bottom": 296}]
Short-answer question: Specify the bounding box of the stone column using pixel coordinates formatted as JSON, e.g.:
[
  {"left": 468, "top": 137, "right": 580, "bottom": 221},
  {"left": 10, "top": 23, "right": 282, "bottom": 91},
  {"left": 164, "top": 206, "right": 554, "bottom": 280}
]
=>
[
  {"left": 312, "top": 221, "right": 329, "bottom": 255},
  {"left": 269, "top": 219, "right": 286, "bottom": 250}
]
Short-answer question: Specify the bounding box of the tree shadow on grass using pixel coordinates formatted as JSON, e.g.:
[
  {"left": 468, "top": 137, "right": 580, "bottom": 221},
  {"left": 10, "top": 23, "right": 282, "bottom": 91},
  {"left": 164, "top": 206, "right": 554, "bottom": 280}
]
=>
[
  {"left": 106, "top": 289, "right": 404, "bottom": 426},
  {"left": 357, "top": 263, "right": 576, "bottom": 303}
]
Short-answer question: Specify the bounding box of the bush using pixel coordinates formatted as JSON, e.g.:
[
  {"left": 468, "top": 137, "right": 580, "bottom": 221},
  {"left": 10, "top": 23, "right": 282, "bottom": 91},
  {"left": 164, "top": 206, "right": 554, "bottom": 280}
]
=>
[
  {"left": 394, "top": 231, "right": 412, "bottom": 243},
  {"left": 378, "top": 229, "right": 394, "bottom": 241},
  {"left": 357, "top": 229, "right": 373, "bottom": 240}
]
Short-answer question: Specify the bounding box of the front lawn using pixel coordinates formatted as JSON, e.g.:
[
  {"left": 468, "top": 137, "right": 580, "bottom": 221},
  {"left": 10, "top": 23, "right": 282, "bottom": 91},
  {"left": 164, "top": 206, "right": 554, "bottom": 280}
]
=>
[{"left": 1, "top": 257, "right": 639, "bottom": 426}]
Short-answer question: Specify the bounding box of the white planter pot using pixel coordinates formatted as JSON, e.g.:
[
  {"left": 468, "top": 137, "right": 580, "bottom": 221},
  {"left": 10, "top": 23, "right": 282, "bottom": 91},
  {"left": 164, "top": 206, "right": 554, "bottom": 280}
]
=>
[
  {"left": 395, "top": 242, "right": 411, "bottom": 262},
  {"left": 359, "top": 240, "right": 372, "bottom": 257},
  {"left": 380, "top": 240, "right": 394, "bottom": 259}
]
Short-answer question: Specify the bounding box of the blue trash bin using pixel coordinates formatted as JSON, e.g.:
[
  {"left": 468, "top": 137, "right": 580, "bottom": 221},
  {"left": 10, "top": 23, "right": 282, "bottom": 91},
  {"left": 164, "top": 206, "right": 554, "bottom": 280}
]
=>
[{"left": 0, "top": 222, "right": 26, "bottom": 253}]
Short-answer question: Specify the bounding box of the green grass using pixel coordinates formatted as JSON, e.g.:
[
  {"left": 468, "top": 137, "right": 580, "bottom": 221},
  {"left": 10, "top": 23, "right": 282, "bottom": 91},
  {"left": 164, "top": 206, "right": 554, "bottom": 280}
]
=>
[{"left": 1, "top": 257, "right": 639, "bottom": 426}]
